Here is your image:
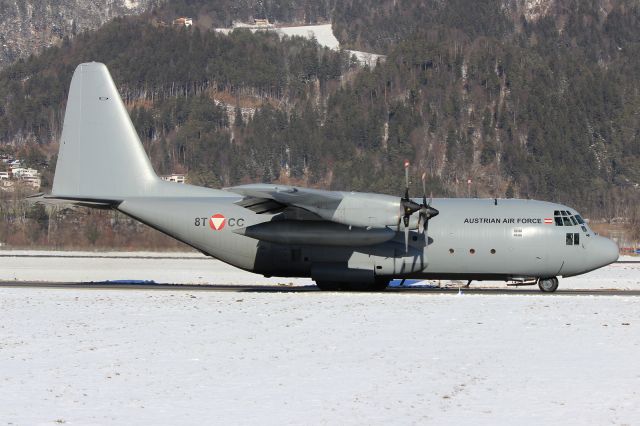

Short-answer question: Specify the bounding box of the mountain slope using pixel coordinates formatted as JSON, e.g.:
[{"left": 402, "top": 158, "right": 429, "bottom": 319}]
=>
[
  {"left": 0, "top": 0, "right": 160, "bottom": 69},
  {"left": 1, "top": 0, "right": 639, "bottom": 224}
]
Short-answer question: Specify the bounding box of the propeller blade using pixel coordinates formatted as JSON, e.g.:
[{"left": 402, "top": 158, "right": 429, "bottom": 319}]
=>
[
  {"left": 426, "top": 205, "right": 439, "bottom": 219},
  {"left": 403, "top": 160, "right": 410, "bottom": 200},
  {"left": 421, "top": 172, "right": 427, "bottom": 206},
  {"left": 404, "top": 225, "right": 409, "bottom": 252}
]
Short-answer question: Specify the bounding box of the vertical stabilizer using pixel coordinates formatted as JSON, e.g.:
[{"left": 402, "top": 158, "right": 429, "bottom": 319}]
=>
[{"left": 52, "top": 62, "right": 159, "bottom": 199}]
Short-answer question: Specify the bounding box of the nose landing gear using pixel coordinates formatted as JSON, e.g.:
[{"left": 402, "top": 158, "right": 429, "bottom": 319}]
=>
[{"left": 538, "top": 277, "right": 559, "bottom": 292}]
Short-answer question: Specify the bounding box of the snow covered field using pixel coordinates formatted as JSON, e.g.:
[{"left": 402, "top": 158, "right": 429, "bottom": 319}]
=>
[
  {"left": 215, "top": 23, "right": 386, "bottom": 67},
  {"left": 1, "top": 288, "right": 639, "bottom": 425},
  {"left": 0, "top": 250, "right": 637, "bottom": 291}
]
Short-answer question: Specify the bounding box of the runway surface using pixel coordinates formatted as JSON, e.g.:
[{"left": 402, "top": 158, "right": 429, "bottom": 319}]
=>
[{"left": 1, "top": 281, "right": 639, "bottom": 296}]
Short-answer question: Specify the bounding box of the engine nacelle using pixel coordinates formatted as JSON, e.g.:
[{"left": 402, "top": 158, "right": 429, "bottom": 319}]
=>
[
  {"left": 234, "top": 220, "right": 396, "bottom": 246},
  {"left": 306, "top": 192, "right": 420, "bottom": 229}
]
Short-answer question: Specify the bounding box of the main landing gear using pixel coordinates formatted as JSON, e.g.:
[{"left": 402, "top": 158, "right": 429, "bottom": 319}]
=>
[
  {"left": 538, "top": 277, "right": 559, "bottom": 293},
  {"left": 315, "top": 279, "right": 390, "bottom": 292}
]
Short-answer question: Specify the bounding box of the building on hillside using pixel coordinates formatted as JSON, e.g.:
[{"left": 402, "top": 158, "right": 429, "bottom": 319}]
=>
[
  {"left": 253, "top": 18, "right": 272, "bottom": 27},
  {"left": 161, "top": 174, "right": 186, "bottom": 184},
  {"left": 10, "top": 167, "right": 38, "bottom": 178},
  {"left": 10, "top": 166, "right": 41, "bottom": 189},
  {"left": 230, "top": 18, "right": 275, "bottom": 30},
  {"left": 21, "top": 175, "right": 41, "bottom": 189},
  {"left": 173, "top": 17, "right": 193, "bottom": 27}
]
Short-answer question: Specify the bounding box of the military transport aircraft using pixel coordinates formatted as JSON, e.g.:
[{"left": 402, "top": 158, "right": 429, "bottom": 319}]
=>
[{"left": 33, "top": 63, "right": 620, "bottom": 292}]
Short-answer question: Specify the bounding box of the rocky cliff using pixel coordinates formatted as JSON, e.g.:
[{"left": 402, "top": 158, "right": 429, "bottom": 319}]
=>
[{"left": 0, "top": 0, "right": 160, "bottom": 69}]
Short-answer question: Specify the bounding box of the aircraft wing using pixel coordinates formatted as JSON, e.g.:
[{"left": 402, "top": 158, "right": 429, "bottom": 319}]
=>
[
  {"left": 227, "top": 184, "right": 401, "bottom": 247},
  {"left": 227, "top": 183, "right": 401, "bottom": 229},
  {"left": 227, "top": 184, "right": 343, "bottom": 211}
]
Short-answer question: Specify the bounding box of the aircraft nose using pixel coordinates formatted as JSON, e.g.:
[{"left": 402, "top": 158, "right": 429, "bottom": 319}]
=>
[{"left": 594, "top": 236, "right": 619, "bottom": 266}]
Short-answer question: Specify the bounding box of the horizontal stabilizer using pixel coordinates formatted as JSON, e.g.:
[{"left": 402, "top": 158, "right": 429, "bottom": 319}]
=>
[{"left": 27, "top": 193, "right": 119, "bottom": 209}]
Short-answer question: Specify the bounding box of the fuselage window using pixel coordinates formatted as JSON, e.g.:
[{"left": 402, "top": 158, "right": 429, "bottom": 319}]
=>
[
  {"left": 554, "top": 210, "right": 561, "bottom": 216},
  {"left": 574, "top": 233, "right": 580, "bottom": 245},
  {"left": 561, "top": 210, "right": 569, "bottom": 216},
  {"left": 569, "top": 216, "right": 578, "bottom": 226},
  {"left": 575, "top": 214, "right": 585, "bottom": 224},
  {"left": 562, "top": 216, "right": 572, "bottom": 226},
  {"left": 581, "top": 225, "right": 588, "bottom": 233},
  {"left": 566, "top": 233, "right": 574, "bottom": 245},
  {"left": 555, "top": 216, "right": 563, "bottom": 226}
]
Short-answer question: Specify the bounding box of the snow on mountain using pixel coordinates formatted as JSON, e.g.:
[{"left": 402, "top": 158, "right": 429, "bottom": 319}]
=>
[
  {"left": 215, "top": 23, "right": 386, "bottom": 67},
  {"left": 0, "top": 0, "right": 158, "bottom": 69}
]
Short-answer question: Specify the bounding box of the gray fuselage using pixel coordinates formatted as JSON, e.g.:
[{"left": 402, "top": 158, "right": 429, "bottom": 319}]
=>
[{"left": 117, "top": 193, "right": 619, "bottom": 283}]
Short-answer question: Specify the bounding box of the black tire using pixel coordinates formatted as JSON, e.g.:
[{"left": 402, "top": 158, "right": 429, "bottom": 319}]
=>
[
  {"left": 315, "top": 281, "right": 342, "bottom": 291},
  {"left": 370, "top": 279, "right": 390, "bottom": 291},
  {"left": 538, "top": 277, "right": 559, "bottom": 293},
  {"left": 340, "top": 282, "right": 374, "bottom": 291},
  {"left": 315, "top": 280, "right": 389, "bottom": 291}
]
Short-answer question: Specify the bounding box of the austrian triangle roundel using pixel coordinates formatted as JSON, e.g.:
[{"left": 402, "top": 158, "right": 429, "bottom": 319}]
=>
[{"left": 209, "top": 214, "right": 226, "bottom": 231}]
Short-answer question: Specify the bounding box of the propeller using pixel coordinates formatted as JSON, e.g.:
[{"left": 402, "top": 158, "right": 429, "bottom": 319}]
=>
[
  {"left": 417, "top": 172, "right": 439, "bottom": 234},
  {"left": 398, "top": 160, "right": 421, "bottom": 252},
  {"left": 398, "top": 161, "right": 439, "bottom": 252}
]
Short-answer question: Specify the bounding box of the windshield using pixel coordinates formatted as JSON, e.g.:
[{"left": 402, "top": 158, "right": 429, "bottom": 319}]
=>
[{"left": 554, "top": 210, "right": 587, "bottom": 228}]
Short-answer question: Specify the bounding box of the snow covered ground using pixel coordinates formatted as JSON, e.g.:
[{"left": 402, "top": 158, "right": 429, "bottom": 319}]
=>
[
  {"left": 215, "top": 23, "right": 386, "bottom": 67},
  {"left": 0, "top": 250, "right": 637, "bottom": 291},
  {"left": 1, "top": 287, "right": 639, "bottom": 424},
  {"left": 214, "top": 23, "right": 340, "bottom": 49},
  {"left": 0, "top": 250, "right": 314, "bottom": 286},
  {"left": 276, "top": 24, "right": 340, "bottom": 49}
]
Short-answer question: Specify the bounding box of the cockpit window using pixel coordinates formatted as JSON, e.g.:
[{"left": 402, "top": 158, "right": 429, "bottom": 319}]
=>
[{"left": 554, "top": 210, "right": 584, "bottom": 227}]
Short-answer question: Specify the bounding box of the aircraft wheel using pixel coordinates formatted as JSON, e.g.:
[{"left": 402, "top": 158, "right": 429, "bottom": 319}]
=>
[
  {"left": 315, "top": 280, "right": 390, "bottom": 291},
  {"left": 315, "top": 281, "right": 342, "bottom": 291},
  {"left": 340, "top": 282, "right": 375, "bottom": 291},
  {"left": 538, "top": 277, "right": 559, "bottom": 293},
  {"left": 370, "top": 279, "right": 390, "bottom": 291}
]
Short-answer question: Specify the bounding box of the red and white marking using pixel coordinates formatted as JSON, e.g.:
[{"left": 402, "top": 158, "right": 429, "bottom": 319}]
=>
[
  {"left": 544, "top": 218, "right": 553, "bottom": 224},
  {"left": 209, "top": 214, "right": 226, "bottom": 231}
]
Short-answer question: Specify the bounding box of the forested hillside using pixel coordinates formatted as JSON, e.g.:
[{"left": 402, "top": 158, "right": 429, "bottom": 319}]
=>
[{"left": 1, "top": 0, "right": 639, "bottom": 248}]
